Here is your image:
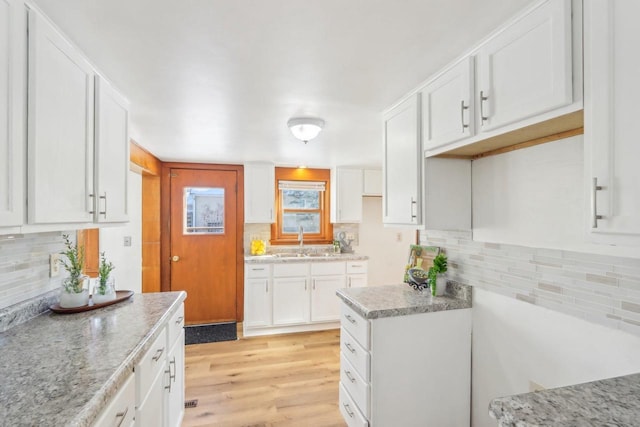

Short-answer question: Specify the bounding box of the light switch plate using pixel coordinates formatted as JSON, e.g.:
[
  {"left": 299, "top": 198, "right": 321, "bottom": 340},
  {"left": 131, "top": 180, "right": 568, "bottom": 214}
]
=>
[
  {"left": 123, "top": 236, "right": 132, "bottom": 247},
  {"left": 50, "top": 254, "right": 60, "bottom": 277}
]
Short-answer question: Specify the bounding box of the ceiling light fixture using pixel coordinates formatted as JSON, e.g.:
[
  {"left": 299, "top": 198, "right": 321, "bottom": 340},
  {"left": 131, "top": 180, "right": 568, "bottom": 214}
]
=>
[{"left": 287, "top": 117, "right": 325, "bottom": 143}]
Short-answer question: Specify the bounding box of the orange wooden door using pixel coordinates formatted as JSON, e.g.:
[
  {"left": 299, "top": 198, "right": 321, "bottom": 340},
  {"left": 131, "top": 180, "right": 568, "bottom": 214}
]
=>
[{"left": 170, "top": 168, "right": 238, "bottom": 324}]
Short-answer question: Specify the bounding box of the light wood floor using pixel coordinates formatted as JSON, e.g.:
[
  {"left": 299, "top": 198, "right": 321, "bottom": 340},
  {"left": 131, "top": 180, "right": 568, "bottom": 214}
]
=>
[{"left": 182, "top": 327, "right": 347, "bottom": 427}]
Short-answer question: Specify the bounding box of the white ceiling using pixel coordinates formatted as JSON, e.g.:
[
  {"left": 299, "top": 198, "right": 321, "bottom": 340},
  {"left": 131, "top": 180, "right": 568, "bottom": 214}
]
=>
[{"left": 33, "top": 0, "right": 536, "bottom": 168}]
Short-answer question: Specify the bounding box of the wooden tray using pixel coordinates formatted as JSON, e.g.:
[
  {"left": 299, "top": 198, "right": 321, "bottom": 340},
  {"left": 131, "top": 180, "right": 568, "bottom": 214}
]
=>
[{"left": 49, "top": 290, "right": 134, "bottom": 314}]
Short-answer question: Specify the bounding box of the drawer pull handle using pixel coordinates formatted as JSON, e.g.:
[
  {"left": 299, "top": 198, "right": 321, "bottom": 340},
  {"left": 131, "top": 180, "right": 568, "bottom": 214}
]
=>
[
  {"left": 345, "top": 314, "right": 357, "bottom": 325},
  {"left": 253, "top": 267, "right": 266, "bottom": 271},
  {"left": 152, "top": 347, "right": 165, "bottom": 362},
  {"left": 345, "top": 370, "right": 356, "bottom": 383},
  {"left": 164, "top": 368, "right": 172, "bottom": 392},
  {"left": 345, "top": 342, "right": 356, "bottom": 354},
  {"left": 169, "top": 356, "right": 177, "bottom": 382},
  {"left": 343, "top": 403, "right": 355, "bottom": 418},
  {"left": 115, "top": 407, "right": 129, "bottom": 427},
  {"left": 175, "top": 316, "right": 184, "bottom": 325}
]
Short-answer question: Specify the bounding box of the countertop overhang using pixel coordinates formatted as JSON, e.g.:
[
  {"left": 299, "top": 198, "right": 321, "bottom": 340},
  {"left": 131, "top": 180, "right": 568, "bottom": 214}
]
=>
[
  {"left": 0, "top": 291, "right": 186, "bottom": 426},
  {"left": 245, "top": 253, "right": 368, "bottom": 264},
  {"left": 336, "top": 282, "right": 472, "bottom": 319}
]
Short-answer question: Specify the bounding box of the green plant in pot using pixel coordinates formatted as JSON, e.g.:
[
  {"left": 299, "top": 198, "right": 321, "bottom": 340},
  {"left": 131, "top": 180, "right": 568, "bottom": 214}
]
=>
[
  {"left": 93, "top": 252, "right": 116, "bottom": 304},
  {"left": 428, "top": 253, "right": 448, "bottom": 296},
  {"left": 59, "top": 234, "right": 89, "bottom": 308}
]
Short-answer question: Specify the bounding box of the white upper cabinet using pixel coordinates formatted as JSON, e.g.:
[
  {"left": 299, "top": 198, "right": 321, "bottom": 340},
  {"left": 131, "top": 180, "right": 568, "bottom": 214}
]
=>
[
  {"left": 584, "top": 0, "right": 640, "bottom": 245},
  {"left": 362, "top": 169, "right": 382, "bottom": 196},
  {"left": 94, "top": 76, "right": 129, "bottom": 223},
  {"left": 422, "top": 56, "right": 474, "bottom": 150},
  {"left": 477, "top": 0, "right": 573, "bottom": 132},
  {"left": 331, "top": 167, "right": 363, "bottom": 223},
  {"left": 244, "top": 162, "right": 275, "bottom": 223},
  {"left": 383, "top": 94, "right": 422, "bottom": 226},
  {"left": 0, "top": 0, "right": 25, "bottom": 228},
  {"left": 27, "top": 9, "right": 95, "bottom": 224}
]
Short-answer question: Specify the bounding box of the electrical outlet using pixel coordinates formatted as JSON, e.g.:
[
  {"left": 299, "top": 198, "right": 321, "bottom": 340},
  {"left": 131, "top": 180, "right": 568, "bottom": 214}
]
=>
[
  {"left": 50, "top": 254, "right": 60, "bottom": 277},
  {"left": 346, "top": 233, "right": 355, "bottom": 241},
  {"left": 396, "top": 232, "right": 402, "bottom": 242}
]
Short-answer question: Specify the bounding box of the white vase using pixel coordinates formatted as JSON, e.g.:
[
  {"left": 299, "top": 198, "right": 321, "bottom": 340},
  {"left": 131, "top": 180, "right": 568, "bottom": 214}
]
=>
[
  {"left": 59, "top": 288, "right": 90, "bottom": 308},
  {"left": 433, "top": 273, "right": 447, "bottom": 296},
  {"left": 92, "top": 276, "right": 116, "bottom": 304}
]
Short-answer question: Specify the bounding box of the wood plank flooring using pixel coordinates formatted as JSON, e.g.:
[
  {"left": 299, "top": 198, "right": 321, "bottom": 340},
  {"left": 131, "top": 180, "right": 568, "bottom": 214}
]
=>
[{"left": 182, "top": 328, "right": 347, "bottom": 427}]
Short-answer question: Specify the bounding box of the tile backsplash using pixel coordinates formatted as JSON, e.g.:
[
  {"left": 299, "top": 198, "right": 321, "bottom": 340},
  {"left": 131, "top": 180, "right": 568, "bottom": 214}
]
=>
[
  {"left": 420, "top": 230, "right": 640, "bottom": 336},
  {"left": 0, "top": 232, "right": 67, "bottom": 310}
]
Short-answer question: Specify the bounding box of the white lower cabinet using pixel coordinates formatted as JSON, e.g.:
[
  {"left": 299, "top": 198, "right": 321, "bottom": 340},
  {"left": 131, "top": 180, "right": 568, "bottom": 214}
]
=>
[
  {"left": 244, "top": 260, "right": 368, "bottom": 336},
  {"left": 94, "top": 373, "right": 136, "bottom": 427},
  {"left": 135, "top": 303, "right": 185, "bottom": 427},
  {"left": 339, "top": 302, "right": 472, "bottom": 427}
]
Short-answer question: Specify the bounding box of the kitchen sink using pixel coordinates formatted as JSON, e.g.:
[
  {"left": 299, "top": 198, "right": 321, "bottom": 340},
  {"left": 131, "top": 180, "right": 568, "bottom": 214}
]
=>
[{"left": 271, "top": 252, "right": 340, "bottom": 258}]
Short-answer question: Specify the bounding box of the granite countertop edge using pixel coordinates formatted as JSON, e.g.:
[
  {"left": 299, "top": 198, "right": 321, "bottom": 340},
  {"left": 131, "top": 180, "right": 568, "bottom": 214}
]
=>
[
  {"left": 245, "top": 254, "right": 369, "bottom": 263},
  {"left": 336, "top": 281, "right": 472, "bottom": 320},
  {"left": 75, "top": 291, "right": 187, "bottom": 427},
  {"left": 488, "top": 372, "right": 640, "bottom": 427}
]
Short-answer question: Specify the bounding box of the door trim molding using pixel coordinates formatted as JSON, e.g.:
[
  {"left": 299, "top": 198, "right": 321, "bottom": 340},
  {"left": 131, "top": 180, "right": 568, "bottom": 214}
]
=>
[{"left": 160, "top": 162, "right": 245, "bottom": 321}]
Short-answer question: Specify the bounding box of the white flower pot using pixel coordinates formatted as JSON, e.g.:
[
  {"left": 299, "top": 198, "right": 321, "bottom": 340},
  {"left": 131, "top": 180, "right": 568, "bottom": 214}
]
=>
[
  {"left": 59, "top": 289, "right": 89, "bottom": 308},
  {"left": 431, "top": 273, "right": 447, "bottom": 296},
  {"left": 92, "top": 276, "right": 116, "bottom": 304}
]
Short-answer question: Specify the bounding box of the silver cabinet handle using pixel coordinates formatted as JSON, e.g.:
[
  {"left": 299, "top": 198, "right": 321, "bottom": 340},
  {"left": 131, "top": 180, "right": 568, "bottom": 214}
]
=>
[
  {"left": 345, "top": 342, "right": 356, "bottom": 354},
  {"left": 265, "top": 280, "right": 268, "bottom": 293},
  {"left": 175, "top": 316, "right": 184, "bottom": 325},
  {"left": 152, "top": 347, "right": 164, "bottom": 362},
  {"left": 410, "top": 197, "right": 417, "bottom": 220},
  {"left": 304, "top": 280, "right": 307, "bottom": 291},
  {"left": 345, "top": 370, "right": 356, "bottom": 383},
  {"left": 99, "top": 192, "right": 107, "bottom": 217},
  {"left": 312, "top": 279, "right": 316, "bottom": 290},
  {"left": 88, "top": 193, "right": 95, "bottom": 214},
  {"left": 115, "top": 406, "right": 128, "bottom": 427},
  {"left": 345, "top": 314, "right": 357, "bottom": 325},
  {"left": 169, "top": 356, "right": 176, "bottom": 382},
  {"left": 348, "top": 277, "right": 352, "bottom": 288},
  {"left": 480, "top": 90, "right": 489, "bottom": 124},
  {"left": 461, "top": 100, "right": 469, "bottom": 132},
  {"left": 592, "top": 177, "right": 605, "bottom": 228},
  {"left": 343, "top": 403, "right": 355, "bottom": 418}
]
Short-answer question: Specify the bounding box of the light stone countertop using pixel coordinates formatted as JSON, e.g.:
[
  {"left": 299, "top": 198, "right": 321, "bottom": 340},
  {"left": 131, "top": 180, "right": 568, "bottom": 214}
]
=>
[
  {"left": 245, "top": 253, "right": 368, "bottom": 264},
  {"left": 489, "top": 373, "right": 640, "bottom": 426},
  {"left": 336, "top": 281, "right": 472, "bottom": 319},
  {"left": 0, "top": 291, "right": 186, "bottom": 427}
]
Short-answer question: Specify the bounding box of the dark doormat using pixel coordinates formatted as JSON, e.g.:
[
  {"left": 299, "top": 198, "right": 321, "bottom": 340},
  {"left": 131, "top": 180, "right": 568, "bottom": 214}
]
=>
[{"left": 185, "top": 322, "right": 237, "bottom": 345}]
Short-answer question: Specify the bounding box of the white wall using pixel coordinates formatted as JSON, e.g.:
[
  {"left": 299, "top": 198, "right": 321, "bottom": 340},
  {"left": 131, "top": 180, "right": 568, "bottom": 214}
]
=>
[
  {"left": 99, "top": 171, "right": 142, "bottom": 294},
  {"left": 355, "top": 197, "right": 416, "bottom": 286},
  {"left": 472, "top": 288, "right": 640, "bottom": 427}
]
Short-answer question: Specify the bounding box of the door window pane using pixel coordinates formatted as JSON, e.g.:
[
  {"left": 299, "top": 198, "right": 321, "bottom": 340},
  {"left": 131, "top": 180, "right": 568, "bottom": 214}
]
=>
[
  {"left": 282, "top": 190, "right": 320, "bottom": 209},
  {"left": 282, "top": 212, "right": 320, "bottom": 234},
  {"left": 184, "top": 187, "right": 224, "bottom": 234}
]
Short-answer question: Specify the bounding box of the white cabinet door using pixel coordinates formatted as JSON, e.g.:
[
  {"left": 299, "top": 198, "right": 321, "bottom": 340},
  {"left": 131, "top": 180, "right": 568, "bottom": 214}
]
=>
[
  {"left": 27, "top": 10, "right": 95, "bottom": 224},
  {"left": 383, "top": 94, "right": 421, "bottom": 226},
  {"left": 94, "top": 76, "right": 129, "bottom": 223},
  {"left": 244, "top": 162, "right": 275, "bottom": 223},
  {"left": 311, "top": 275, "right": 345, "bottom": 322},
  {"left": 165, "top": 331, "right": 185, "bottom": 427},
  {"left": 331, "top": 168, "right": 363, "bottom": 223},
  {"left": 584, "top": 0, "right": 640, "bottom": 244},
  {"left": 347, "top": 274, "right": 367, "bottom": 289},
  {"left": 362, "top": 169, "right": 382, "bottom": 197},
  {"left": 0, "top": 0, "right": 25, "bottom": 228},
  {"left": 272, "top": 276, "right": 309, "bottom": 325},
  {"left": 136, "top": 367, "right": 165, "bottom": 427},
  {"left": 477, "top": 0, "right": 573, "bottom": 132},
  {"left": 244, "top": 277, "right": 272, "bottom": 328},
  {"left": 422, "top": 56, "right": 474, "bottom": 150}
]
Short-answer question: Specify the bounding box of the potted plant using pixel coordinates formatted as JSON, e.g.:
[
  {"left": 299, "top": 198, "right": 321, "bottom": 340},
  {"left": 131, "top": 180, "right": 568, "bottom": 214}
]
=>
[
  {"left": 59, "top": 234, "right": 89, "bottom": 308},
  {"left": 428, "top": 253, "right": 448, "bottom": 296},
  {"left": 93, "top": 252, "right": 116, "bottom": 304}
]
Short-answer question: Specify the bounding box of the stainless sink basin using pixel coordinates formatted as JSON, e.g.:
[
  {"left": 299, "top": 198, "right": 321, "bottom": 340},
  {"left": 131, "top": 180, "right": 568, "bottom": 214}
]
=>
[{"left": 271, "top": 252, "right": 339, "bottom": 258}]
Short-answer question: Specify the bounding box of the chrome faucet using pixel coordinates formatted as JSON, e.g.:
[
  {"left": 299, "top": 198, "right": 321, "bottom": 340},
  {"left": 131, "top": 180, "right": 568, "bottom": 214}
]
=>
[{"left": 298, "top": 226, "right": 304, "bottom": 250}]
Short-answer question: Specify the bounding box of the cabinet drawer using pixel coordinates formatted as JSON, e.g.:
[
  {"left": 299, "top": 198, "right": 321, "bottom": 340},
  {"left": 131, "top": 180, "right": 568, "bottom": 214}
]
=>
[
  {"left": 346, "top": 261, "right": 367, "bottom": 274},
  {"left": 340, "top": 353, "right": 370, "bottom": 418},
  {"left": 341, "top": 303, "right": 370, "bottom": 349},
  {"left": 310, "top": 261, "right": 345, "bottom": 276},
  {"left": 246, "top": 264, "right": 271, "bottom": 278},
  {"left": 136, "top": 327, "right": 167, "bottom": 403},
  {"left": 273, "top": 263, "right": 308, "bottom": 277},
  {"left": 167, "top": 303, "right": 184, "bottom": 349},
  {"left": 94, "top": 373, "right": 135, "bottom": 427},
  {"left": 341, "top": 328, "right": 369, "bottom": 381},
  {"left": 339, "top": 383, "right": 369, "bottom": 427}
]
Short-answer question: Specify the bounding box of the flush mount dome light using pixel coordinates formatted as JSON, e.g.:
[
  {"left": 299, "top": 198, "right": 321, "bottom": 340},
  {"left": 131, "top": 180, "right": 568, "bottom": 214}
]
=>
[{"left": 287, "top": 117, "right": 325, "bottom": 143}]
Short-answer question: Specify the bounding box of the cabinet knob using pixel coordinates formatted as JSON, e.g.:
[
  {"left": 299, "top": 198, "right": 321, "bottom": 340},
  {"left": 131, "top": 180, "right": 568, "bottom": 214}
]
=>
[{"left": 171, "top": 255, "right": 180, "bottom": 262}]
